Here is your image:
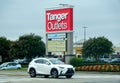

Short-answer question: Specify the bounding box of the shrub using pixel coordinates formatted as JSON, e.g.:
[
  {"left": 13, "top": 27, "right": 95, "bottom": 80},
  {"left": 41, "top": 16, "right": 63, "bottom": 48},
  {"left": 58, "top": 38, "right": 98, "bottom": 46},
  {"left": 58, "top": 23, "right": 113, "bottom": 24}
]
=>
[{"left": 70, "top": 58, "right": 83, "bottom": 67}]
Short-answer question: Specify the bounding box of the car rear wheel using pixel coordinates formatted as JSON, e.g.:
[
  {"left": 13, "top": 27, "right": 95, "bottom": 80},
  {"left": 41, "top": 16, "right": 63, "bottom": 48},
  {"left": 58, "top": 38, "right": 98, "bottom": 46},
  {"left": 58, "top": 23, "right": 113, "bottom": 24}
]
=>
[
  {"left": 29, "top": 69, "right": 36, "bottom": 77},
  {"left": 17, "top": 67, "right": 21, "bottom": 69},
  {"left": 51, "top": 69, "right": 58, "bottom": 78}
]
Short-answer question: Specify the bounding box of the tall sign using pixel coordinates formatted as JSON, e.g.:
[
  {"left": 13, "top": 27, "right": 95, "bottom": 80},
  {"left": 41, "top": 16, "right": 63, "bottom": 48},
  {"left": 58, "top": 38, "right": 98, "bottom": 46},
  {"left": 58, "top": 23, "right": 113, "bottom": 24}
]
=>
[
  {"left": 46, "top": 6, "right": 73, "bottom": 56},
  {"left": 46, "top": 8, "right": 73, "bottom": 33}
]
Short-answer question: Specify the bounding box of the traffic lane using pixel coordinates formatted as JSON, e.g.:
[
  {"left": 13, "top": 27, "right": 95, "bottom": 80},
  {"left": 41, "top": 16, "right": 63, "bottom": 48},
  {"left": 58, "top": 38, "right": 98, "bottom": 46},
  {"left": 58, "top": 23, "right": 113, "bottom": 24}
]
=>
[
  {"left": 0, "top": 73, "right": 120, "bottom": 83},
  {"left": 1, "top": 70, "right": 120, "bottom": 76},
  {"left": 0, "top": 76, "right": 120, "bottom": 83}
]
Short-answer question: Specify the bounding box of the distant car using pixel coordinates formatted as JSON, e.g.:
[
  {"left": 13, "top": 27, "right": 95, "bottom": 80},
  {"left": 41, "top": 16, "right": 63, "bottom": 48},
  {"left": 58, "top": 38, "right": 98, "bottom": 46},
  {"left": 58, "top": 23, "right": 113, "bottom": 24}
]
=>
[
  {"left": 99, "top": 58, "right": 112, "bottom": 63},
  {"left": 84, "top": 57, "right": 96, "bottom": 62},
  {"left": 28, "top": 58, "right": 75, "bottom": 78},
  {"left": 13, "top": 58, "right": 28, "bottom": 63},
  {"left": 111, "top": 58, "right": 120, "bottom": 63},
  {"left": 0, "top": 62, "right": 21, "bottom": 70}
]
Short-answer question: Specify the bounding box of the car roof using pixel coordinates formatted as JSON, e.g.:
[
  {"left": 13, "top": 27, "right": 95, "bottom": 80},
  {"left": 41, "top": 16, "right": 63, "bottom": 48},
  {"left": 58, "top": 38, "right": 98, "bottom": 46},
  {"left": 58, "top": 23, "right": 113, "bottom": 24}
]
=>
[
  {"left": 32, "top": 58, "right": 47, "bottom": 60},
  {"left": 1, "top": 62, "right": 18, "bottom": 64},
  {"left": 32, "top": 57, "right": 58, "bottom": 61}
]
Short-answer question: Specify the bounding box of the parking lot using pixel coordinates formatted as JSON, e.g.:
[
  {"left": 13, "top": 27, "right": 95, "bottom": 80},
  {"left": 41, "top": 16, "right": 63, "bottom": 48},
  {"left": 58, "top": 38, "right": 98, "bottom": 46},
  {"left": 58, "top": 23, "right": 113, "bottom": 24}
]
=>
[{"left": 0, "top": 71, "right": 120, "bottom": 83}]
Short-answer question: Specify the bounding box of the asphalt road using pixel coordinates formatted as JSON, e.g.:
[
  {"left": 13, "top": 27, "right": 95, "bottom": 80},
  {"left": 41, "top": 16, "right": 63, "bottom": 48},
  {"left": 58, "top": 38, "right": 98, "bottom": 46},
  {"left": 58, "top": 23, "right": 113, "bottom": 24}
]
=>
[{"left": 0, "top": 71, "right": 120, "bottom": 83}]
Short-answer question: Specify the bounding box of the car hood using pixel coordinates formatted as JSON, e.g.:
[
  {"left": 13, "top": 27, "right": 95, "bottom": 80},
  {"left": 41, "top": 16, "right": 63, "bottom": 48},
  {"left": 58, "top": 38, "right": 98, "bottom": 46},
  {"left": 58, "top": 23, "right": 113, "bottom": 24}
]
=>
[{"left": 54, "top": 64, "right": 74, "bottom": 68}]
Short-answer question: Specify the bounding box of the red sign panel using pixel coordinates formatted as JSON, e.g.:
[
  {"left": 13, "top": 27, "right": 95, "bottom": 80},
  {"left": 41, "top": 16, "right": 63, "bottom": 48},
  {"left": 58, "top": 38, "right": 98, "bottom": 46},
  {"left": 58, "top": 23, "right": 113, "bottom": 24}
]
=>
[{"left": 46, "top": 8, "right": 73, "bottom": 33}]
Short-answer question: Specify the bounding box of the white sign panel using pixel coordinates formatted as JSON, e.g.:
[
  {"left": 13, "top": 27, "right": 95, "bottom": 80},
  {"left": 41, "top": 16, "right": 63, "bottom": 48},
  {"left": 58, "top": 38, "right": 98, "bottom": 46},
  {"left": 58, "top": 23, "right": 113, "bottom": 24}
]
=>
[
  {"left": 48, "top": 33, "right": 66, "bottom": 39},
  {"left": 48, "top": 40, "right": 66, "bottom": 52}
]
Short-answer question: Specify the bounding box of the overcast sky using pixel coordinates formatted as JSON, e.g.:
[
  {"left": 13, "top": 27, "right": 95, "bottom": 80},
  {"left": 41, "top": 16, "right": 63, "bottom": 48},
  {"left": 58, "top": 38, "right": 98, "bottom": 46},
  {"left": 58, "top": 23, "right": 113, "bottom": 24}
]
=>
[{"left": 0, "top": 0, "right": 120, "bottom": 46}]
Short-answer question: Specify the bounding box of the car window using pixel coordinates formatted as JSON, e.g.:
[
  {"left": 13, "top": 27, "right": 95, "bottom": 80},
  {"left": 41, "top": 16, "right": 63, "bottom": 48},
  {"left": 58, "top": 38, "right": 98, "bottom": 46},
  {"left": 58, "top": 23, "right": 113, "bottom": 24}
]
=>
[
  {"left": 7, "top": 63, "right": 11, "bottom": 66},
  {"left": 34, "top": 59, "right": 43, "bottom": 64},
  {"left": 50, "top": 59, "right": 64, "bottom": 64},
  {"left": 8, "top": 63, "right": 15, "bottom": 66},
  {"left": 12, "top": 63, "right": 17, "bottom": 66},
  {"left": 43, "top": 60, "right": 49, "bottom": 64}
]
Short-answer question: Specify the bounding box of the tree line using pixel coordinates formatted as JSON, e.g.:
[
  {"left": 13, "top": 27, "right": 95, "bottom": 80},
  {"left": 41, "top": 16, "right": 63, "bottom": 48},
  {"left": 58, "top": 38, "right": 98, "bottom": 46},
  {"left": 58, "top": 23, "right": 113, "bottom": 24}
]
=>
[
  {"left": 0, "top": 33, "right": 45, "bottom": 62},
  {"left": 0, "top": 33, "right": 113, "bottom": 63}
]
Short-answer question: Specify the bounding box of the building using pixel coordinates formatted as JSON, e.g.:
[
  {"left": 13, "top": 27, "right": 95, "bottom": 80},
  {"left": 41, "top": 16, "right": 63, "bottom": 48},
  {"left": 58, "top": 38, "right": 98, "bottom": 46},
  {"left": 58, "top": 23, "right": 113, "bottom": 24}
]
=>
[{"left": 73, "top": 39, "right": 84, "bottom": 57}]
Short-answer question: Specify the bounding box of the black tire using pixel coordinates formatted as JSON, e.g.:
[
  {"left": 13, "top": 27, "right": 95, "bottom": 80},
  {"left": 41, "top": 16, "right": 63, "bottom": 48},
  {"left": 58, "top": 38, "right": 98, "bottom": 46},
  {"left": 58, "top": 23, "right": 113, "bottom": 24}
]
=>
[
  {"left": 51, "top": 69, "right": 58, "bottom": 78},
  {"left": 17, "top": 67, "right": 21, "bottom": 69},
  {"left": 66, "top": 75, "right": 72, "bottom": 78},
  {"left": 29, "top": 69, "right": 36, "bottom": 77}
]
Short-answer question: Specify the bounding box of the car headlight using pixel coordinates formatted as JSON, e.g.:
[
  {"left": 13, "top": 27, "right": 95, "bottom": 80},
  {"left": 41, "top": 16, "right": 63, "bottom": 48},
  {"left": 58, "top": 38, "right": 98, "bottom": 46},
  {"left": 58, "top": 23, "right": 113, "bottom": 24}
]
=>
[{"left": 58, "top": 66, "right": 65, "bottom": 69}]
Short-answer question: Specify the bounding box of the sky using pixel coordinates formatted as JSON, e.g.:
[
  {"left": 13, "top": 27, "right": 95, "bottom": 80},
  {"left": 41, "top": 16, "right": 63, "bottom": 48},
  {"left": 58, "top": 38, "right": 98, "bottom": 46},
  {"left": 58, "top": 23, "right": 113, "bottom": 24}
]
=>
[{"left": 0, "top": 0, "right": 120, "bottom": 46}]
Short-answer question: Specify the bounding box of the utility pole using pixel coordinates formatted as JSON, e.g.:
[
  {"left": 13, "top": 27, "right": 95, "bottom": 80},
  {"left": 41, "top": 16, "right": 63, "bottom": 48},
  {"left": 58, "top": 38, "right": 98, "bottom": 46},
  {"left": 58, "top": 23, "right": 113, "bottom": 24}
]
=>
[{"left": 83, "top": 26, "right": 87, "bottom": 43}]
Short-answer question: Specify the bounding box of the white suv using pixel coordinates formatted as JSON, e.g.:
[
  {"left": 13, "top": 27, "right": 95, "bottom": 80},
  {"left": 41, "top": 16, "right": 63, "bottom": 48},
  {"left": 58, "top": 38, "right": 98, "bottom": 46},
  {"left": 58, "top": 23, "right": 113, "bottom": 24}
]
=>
[{"left": 28, "top": 58, "right": 75, "bottom": 78}]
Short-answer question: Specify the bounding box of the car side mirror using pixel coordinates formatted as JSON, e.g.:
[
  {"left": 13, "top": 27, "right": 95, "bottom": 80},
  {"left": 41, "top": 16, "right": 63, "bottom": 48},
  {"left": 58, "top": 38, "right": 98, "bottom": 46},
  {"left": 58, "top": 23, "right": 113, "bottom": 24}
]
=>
[{"left": 46, "top": 62, "right": 51, "bottom": 65}]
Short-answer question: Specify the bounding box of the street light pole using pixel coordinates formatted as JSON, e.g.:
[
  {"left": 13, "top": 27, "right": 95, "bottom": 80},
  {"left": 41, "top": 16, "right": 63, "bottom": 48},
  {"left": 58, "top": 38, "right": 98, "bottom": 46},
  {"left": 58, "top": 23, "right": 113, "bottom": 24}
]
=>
[{"left": 83, "top": 26, "right": 87, "bottom": 43}]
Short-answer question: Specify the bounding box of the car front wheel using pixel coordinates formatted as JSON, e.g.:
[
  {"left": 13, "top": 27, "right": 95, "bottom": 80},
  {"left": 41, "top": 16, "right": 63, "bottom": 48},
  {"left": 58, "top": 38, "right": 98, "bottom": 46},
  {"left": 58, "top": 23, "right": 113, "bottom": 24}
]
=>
[
  {"left": 51, "top": 69, "right": 58, "bottom": 78},
  {"left": 29, "top": 69, "right": 36, "bottom": 77}
]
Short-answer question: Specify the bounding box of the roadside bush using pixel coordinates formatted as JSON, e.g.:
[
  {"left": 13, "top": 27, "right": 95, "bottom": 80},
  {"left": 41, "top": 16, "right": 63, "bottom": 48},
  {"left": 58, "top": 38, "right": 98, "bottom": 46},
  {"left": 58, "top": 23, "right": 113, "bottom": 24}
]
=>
[{"left": 70, "top": 58, "right": 83, "bottom": 67}]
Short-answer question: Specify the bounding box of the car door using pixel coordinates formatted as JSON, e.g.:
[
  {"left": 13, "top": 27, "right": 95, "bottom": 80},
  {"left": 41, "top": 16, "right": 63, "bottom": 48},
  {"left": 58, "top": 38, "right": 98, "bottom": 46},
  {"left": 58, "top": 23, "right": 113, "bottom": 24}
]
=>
[
  {"left": 11, "top": 63, "right": 18, "bottom": 69},
  {"left": 7, "top": 63, "right": 15, "bottom": 69},
  {"left": 34, "top": 59, "right": 43, "bottom": 74},
  {"left": 41, "top": 59, "right": 51, "bottom": 75}
]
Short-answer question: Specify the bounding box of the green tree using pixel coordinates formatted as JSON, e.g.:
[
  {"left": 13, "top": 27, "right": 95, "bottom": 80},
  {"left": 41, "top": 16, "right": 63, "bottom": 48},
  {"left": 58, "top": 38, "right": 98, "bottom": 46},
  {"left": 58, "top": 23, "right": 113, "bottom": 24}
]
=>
[
  {"left": 82, "top": 36, "right": 113, "bottom": 61},
  {"left": 0, "top": 37, "right": 11, "bottom": 62},
  {"left": 10, "top": 33, "right": 45, "bottom": 61},
  {"left": 10, "top": 41, "right": 22, "bottom": 59}
]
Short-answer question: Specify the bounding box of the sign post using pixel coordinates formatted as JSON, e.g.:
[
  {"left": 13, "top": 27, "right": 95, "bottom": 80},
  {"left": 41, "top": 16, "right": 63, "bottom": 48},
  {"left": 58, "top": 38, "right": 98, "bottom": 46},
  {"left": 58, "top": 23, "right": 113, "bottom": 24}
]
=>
[{"left": 46, "top": 6, "right": 73, "bottom": 56}]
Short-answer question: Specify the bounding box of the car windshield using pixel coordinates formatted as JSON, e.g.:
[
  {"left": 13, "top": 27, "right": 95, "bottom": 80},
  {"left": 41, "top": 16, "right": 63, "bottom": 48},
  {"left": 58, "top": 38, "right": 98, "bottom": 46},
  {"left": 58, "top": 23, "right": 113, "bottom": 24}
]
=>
[
  {"left": 49, "top": 58, "right": 64, "bottom": 64},
  {"left": 0, "top": 62, "right": 8, "bottom": 67}
]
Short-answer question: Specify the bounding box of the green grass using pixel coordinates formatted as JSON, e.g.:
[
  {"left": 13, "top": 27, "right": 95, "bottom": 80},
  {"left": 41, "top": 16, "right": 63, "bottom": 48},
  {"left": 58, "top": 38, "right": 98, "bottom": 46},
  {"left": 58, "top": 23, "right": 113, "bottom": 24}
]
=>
[{"left": 0, "top": 68, "right": 27, "bottom": 71}]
